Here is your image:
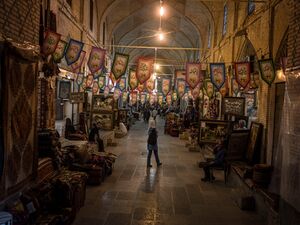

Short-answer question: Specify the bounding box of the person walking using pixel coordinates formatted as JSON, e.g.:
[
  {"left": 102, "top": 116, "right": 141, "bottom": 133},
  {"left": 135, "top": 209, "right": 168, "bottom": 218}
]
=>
[{"left": 147, "top": 119, "right": 162, "bottom": 168}]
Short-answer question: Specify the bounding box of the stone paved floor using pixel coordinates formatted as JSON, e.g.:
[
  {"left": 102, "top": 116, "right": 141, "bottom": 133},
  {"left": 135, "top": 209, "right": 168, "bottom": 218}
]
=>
[{"left": 73, "top": 118, "right": 266, "bottom": 225}]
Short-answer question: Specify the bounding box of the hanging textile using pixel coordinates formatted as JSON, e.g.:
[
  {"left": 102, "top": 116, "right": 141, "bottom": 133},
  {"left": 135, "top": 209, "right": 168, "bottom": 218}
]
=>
[
  {"left": 172, "top": 92, "right": 178, "bottom": 101},
  {"left": 129, "top": 70, "right": 138, "bottom": 90},
  {"left": 158, "top": 95, "right": 163, "bottom": 105},
  {"left": 113, "top": 87, "right": 122, "bottom": 101},
  {"left": 76, "top": 73, "right": 84, "bottom": 86},
  {"left": 186, "top": 63, "right": 201, "bottom": 89},
  {"left": 87, "top": 46, "right": 106, "bottom": 74},
  {"left": 219, "top": 77, "right": 228, "bottom": 97},
  {"left": 71, "top": 50, "right": 86, "bottom": 71},
  {"left": 235, "top": 62, "right": 251, "bottom": 88},
  {"left": 130, "top": 92, "right": 138, "bottom": 105},
  {"left": 210, "top": 63, "right": 226, "bottom": 90},
  {"left": 191, "top": 83, "right": 201, "bottom": 99},
  {"left": 118, "top": 77, "right": 126, "bottom": 91},
  {"left": 258, "top": 58, "right": 276, "bottom": 86},
  {"left": 1, "top": 41, "right": 38, "bottom": 197},
  {"left": 42, "top": 30, "right": 61, "bottom": 56},
  {"left": 137, "top": 82, "right": 145, "bottom": 92},
  {"left": 98, "top": 75, "right": 106, "bottom": 90},
  {"left": 166, "top": 94, "right": 172, "bottom": 105},
  {"left": 52, "top": 40, "right": 67, "bottom": 62},
  {"left": 146, "top": 78, "right": 155, "bottom": 93},
  {"left": 140, "top": 93, "right": 146, "bottom": 104},
  {"left": 177, "top": 79, "right": 186, "bottom": 98},
  {"left": 231, "top": 78, "right": 240, "bottom": 96},
  {"left": 64, "top": 39, "right": 84, "bottom": 65},
  {"left": 204, "top": 79, "right": 214, "bottom": 98},
  {"left": 162, "top": 78, "right": 171, "bottom": 96},
  {"left": 111, "top": 53, "right": 129, "bottom": 80},
  {"left": 122, "top": 92, "right": 128, "bottom": 103},
  {"left": 104, "top": 86, "right": 110, "bottom": 97},
  {"left": 136, "top": 57, "right": 154, "bottom": 84},
  {"left": 92, "top": 81, "right": 99, "bottom": 94},
  {"left": 86, "top": 74, "right": 94, "bottom": 88}
]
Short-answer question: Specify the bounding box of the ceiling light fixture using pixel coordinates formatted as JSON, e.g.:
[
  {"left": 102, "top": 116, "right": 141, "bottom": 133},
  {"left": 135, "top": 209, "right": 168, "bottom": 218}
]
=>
[
  {"left": 158, "top": 0, "right": 164, "bottom": 41},
  {"left": 160, "top": 0, "right": 165, "bottom": 16}
]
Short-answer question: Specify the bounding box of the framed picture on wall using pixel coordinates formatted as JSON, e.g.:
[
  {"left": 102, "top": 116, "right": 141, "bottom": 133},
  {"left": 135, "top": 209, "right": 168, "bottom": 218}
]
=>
[
  {"left": 198, "top": 119, "right": 230, "bottom": 144},
  {"left": 246, "top": 122, "right": 263, "bottom": 165},
  {"left": 59, "top": 81, "right": 71, "bottom": 99},
  {"left": 91, "top": 94, "right": 114, "bottom": 113},
  {"left": 91, "top": 113, "right": 114, "bottom": 131},
  {"left": 222, "top": 97, "right": 245, "bottom": 116}
]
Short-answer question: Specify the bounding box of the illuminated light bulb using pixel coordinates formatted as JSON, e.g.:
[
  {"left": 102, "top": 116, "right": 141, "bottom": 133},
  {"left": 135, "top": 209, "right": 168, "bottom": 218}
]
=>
[
  {"left": 159, "top": 32, "right": 164, "bottom": 40},
  {"left": 160, "top": 6, "right": 164, "bottom": 16},
  {"left": 155, "top": 64, "right": 160, "bottom": 70}
]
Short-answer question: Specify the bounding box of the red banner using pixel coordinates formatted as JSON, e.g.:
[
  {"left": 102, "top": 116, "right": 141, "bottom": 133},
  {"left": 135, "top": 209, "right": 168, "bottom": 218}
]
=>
[
  {"left": 136, "top": 57, "right": 154, "bottom": 84},
  {"left": 235, "top": 62, "right": 250, "bottom": 88},
  {"left": 186, "top": 63, "right": 201, "bottom": 89},
  {"left": 42, "top": 30, "right": 61, "bottom": 56}
]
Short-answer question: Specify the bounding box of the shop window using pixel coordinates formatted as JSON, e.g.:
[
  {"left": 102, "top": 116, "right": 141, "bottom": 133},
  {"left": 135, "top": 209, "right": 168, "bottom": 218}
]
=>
[
  {"left": 90, "top": 0, "right": 94, "bottom": 31},
  {"left": 248, "top": 0, "right": 255, "bottom": 15},
  {"left": 222, "top": 4, "right": 228, "bottom": 36}
]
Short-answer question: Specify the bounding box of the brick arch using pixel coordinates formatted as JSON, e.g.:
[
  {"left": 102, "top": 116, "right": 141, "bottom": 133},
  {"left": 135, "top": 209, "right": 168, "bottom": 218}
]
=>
[
  {"left": 237, "top": 37, "right": 258, "bottom": 72},
  {"left": 274, "top": 28, "right": 288, "bottom": 70}
]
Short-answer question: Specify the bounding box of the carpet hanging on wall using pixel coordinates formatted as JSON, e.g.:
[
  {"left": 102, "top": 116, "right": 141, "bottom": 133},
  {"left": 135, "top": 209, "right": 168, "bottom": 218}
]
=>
[{"left": 0, "top": 41, "right": 38, "bottom": 199}]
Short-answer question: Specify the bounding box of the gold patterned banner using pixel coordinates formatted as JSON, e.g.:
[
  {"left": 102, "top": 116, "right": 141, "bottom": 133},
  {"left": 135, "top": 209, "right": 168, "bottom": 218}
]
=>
[
  {"left": 130, "top": 91, "right": 138, "bottom": 105},
  {"left": 104, "top": 86, "right": 110, "bottom": 97},
  {"left": 92, "top": 81, "right": 99, "bottom": 94},
  {"left": 158, "top": 95, "right": 163, "bottom": 105},
  {"left": 118, "top": 77, "right": 126, "bottom": 91},
  {"left": 177, "top": 79, "right": 186, "bottom": 98},
  {"left": 113, "top": 88, "right": 122, "bottom": 100},
  {"left": 122, "top": 92, "right": 128, "bottom": 102},
  {"left": 71, "top": 50, "right": 86, "bottom": 71},
  {"left": 191, "top": 83, "right": 201, "bottom": 99},
  {"left": 129, "top": 70, "right": 138, "bottom": 90},
  {"left": 258, "top": 59, "right": 275, "bottom": 86},
  {"left": 204, "top": 79, "right": 214, "bottom": 98},
  {"left": 111, "top": 53, "right": 129, "bottom": 80},
  {"left": 98, "top": 75, "right": 106, "bottom": 89},
  {"left": 65, "top": 39, "right": 84, "bottom": 65},
  {"left": 162, "top": 78, "right": 171, "bottom": 96},
  {"left": 186, "top": 63, "right": 201, "bottom": 89},
  {"left": 53, "top": 40, "right": 67, "bottom": 62},
  {"left": 146, "top": 78, "right": 155, "bottom": 93},
  {"left": 87, "top": 46, "right": 106, "bottom": 73},
  {"left": 140, "top": 93, "right": 146, "bottom": 104},
  {"left": 231, "top": 78, "right": 240, "bottom": 96},
  {"left": 210, "top": 63, "right": 226, "bottom": 90},
  {"left": 166, "top": 94, "right": 172, "bottom": 105},
  {"left": 137, "top": 82, "right": 145, "bottom": 92},
  {"left": 136, "top": 57, "right": 154, "bottom": 84},
  {"left": 42, "top": 30, "right": 61, "bottom": 56}
]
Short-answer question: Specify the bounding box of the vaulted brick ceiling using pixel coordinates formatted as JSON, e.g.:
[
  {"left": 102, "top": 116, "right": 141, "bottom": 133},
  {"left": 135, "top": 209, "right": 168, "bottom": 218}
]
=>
[{"left": 99, "top": 0, "right": 215, "bottom": 75}]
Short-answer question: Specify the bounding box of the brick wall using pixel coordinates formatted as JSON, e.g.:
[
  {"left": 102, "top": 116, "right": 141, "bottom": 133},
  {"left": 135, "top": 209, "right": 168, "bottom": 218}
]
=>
[
  {"left": 0, "top": 0, "right": 40, "bottom": 45},
  {"left": 287, "top": 0, "right": 300, "bottom": 69}
]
